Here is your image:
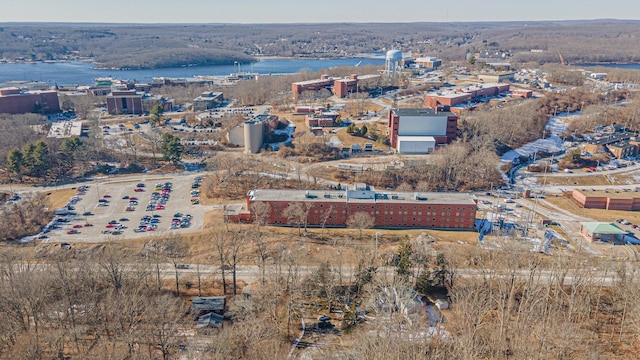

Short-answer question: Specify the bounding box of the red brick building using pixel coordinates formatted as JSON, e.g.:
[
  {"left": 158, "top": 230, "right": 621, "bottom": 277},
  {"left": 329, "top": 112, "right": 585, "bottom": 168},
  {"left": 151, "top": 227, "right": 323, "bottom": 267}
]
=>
[
  {"left": 424, "top": 83, "right": 510, "bottom": 110},
  {"left": 572, "top": 189, "right": 640, "bottom": 211},
  {"left": 305, "top": 110, "right": 340, "bottom": 127},
  {"left": 291, "top": 75, "right": 334, "bottom": 99},
  {"left": 511, "top": 89, "right": 533, "bottom": 98},
  {"left": 0, "top": 87, "right": 60, "bottom": 114},
  {"left": 226, "top": 184, "right": 477, "bottom": 230},
  {"left": 292, "top": 74, "right": 380, "bottom": 99},
  {"left": 333, "top": 74, "right": 380, "bottom": 98},
  {"left": 106, "top": 90, "right": 143, "bottom": 115}
]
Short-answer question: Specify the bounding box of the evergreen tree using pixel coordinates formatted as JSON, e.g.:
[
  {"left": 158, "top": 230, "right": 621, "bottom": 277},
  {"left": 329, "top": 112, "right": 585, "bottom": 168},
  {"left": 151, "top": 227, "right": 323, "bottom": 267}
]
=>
[
  {"left": 149, "top": 105, "right": 164, "bottom": 127},
  {"left": 395, "top": 235, "right": 413, "bottom": 279},
  {"left": 22, "top": 142, "right": 36, "bottom": 175},
  {"left": 32, "top": 141, "right": 50, "bottom": 179},
  {"left": 360, "top": 124, "right": 368, "bottom": 137},
  {"left": 7, "top": 149, "right": 23, "bottom": 181},
  {"left": 161, "top": 133, "right": 183, "bottom": 165},
  {"left": 59, "top": 136, "right": 82, "bottom": 168}
]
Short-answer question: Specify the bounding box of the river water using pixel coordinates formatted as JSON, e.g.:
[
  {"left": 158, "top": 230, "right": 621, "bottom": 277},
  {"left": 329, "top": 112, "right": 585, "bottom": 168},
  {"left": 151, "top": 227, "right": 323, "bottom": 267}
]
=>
[{"left": 0, "top": 57, "right": 386, "bottom": 85}]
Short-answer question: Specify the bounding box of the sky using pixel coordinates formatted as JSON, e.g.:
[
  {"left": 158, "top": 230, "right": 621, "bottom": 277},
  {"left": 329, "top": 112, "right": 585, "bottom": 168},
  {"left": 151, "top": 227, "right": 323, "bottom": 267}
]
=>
[{"left": 1, "top": 0, "right": 639, "bottom": 23}]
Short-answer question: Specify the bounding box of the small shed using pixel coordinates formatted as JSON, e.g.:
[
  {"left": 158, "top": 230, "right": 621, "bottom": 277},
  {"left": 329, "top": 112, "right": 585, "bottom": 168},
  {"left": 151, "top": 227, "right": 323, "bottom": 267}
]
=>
[
  {"left": 580, "top": 222, "right": 628, "bottom": 244},
  {"left": 435, "top": 299, "right": 449, "bottom": 310}
]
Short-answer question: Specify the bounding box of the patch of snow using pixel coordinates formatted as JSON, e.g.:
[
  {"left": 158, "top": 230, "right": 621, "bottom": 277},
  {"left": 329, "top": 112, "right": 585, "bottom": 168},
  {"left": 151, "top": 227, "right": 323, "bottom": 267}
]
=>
[{"left": 269, "top": 121, "right": 296, "bottom": 151}]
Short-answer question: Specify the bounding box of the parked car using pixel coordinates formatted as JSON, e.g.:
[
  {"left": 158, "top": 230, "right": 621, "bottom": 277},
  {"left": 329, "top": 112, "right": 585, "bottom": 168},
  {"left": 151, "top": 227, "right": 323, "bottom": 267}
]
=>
[
  {"left": 134, "top": 188, "right": 145, "bottom": 192},
  {"left": 136, "top": 183, "right": 145, "bottom": 187},
  {"left": 67, "top": 229, "right": 79, "bottom": 234}
]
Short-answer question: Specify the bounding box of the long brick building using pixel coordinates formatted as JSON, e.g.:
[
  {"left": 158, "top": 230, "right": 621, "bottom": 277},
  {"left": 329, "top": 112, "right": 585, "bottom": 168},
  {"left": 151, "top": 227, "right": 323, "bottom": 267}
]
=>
[
  {"left": 225, "top": 184, "right": 477, "bottom": 230},
  {"left": 572, "top": 189, "right": 640, "bottom": 211},
  {"left": 424, "top": 83, "right": 510, "bottom": 111}
]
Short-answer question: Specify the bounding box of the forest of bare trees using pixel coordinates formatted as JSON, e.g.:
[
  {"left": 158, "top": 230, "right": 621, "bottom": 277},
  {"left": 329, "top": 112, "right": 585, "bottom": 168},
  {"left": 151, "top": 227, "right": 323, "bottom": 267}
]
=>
[{"left": 1, "top": 225, "right": 640, "bottom": 359}]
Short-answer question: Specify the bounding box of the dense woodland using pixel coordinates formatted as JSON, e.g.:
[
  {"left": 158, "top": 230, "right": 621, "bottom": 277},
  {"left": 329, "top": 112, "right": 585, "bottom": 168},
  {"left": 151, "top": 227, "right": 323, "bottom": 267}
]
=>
[{"left": 2, "top": 20, "right": 640, "bottom": 69}]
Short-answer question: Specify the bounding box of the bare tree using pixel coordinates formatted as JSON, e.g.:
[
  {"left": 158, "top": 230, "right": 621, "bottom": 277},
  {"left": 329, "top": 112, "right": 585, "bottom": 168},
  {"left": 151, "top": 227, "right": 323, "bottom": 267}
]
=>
[
  {"left": 347, "top": 211, "right": 376, "bottom": 240},
  {"left": 283, "top": 201, "right": 312, "bottom": 235},
  {"left": 211, "top": 227, "right": 231, "bottom": 295},
  {"left": 159, "top": 237, "right": 189, "bottom": 296},
  {"left": 319, "top": 205, "right": 336, "bottom": 241}
]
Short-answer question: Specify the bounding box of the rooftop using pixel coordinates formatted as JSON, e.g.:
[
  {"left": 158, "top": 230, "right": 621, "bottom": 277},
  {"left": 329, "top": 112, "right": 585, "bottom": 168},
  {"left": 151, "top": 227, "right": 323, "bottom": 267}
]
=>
[
  {"left": 190, "top": 296, "right": 225, "bottom": 314},
  {"left": 293, "top": 78, "right": 335, "bottom": 86},
  {"left": 246, "top": 114, "right": 278, "bottom": 125},
  {"left": 575, "top": 189, "right": 640, "bottom": 199},
  {"left": 248, "top": 186, "right": 475, "bottom": 205},
  {"left": 588, "top": 132, "right": 634, "bottom": 146},
  {"left": 392, "top": 108, "right": 455, "bottom": 117},
  {"left": 581, "top": 222, "right": 627, "bottom": 235}
]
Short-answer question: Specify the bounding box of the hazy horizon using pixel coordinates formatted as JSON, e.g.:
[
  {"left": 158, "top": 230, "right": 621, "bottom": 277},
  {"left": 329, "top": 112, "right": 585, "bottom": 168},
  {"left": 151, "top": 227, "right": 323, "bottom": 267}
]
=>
[{"left": 1, "top": 0, "right": 639, "bottom": 24}]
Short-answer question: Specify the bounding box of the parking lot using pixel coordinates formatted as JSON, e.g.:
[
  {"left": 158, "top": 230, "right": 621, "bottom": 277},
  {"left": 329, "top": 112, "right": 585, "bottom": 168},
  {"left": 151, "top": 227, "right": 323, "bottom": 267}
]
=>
[{"left": 43, "top": 174, "right": 218, "bottom": 242}]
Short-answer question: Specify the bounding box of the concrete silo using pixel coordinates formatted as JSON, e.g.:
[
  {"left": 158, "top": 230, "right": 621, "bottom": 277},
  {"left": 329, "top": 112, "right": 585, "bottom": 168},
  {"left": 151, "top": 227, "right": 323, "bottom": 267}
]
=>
[{"left": 244, "top": 120, "right": 264, "bottom": 154}]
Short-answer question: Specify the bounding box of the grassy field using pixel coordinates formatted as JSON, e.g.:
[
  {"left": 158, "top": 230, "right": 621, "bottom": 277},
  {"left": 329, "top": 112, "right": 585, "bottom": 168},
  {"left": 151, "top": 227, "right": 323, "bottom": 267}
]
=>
[
  {"left": 543, "top": 174, "right": 613, "bottom": 186},
  {"left": 45, "top": 188, "right": 78, "bottom": 209}
]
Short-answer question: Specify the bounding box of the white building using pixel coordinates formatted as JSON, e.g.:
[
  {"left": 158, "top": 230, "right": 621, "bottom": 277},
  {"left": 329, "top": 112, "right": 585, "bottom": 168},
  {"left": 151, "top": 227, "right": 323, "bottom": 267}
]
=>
[{"left": 388, "top": 108, "right": 457, "bottom": 154}]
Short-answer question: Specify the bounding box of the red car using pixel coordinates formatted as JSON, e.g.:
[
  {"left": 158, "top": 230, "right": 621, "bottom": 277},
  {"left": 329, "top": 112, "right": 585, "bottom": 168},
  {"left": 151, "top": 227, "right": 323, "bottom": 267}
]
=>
[
  {"left": 134, "top": 188, "right": 145, "bottom": 192},
  {"left": 125, "top": 207, "right": 135, "bottom": 212},
  {"left": 105, "top": 224, "right": 115, "bottom": 228},
  {"left": 84, "top": 223, "right": 93, "bottom": 227},
  {"left": 67, "top": 229, "right": 79, "bottom": 234},
  {"left": 103, "top": 194, "right": 111, "bottom": 198},
  {"left": 72, "top": 224, "right": 83, "bottom": 229},
  {"left": 155, "top": 204, "right": 165, "bottom": 210},
  {"left": 129, "top": 197, "right": 138, "bottom": 201},
  {"left": 146, "top": 226, "right": 156, "bottom": 231}
]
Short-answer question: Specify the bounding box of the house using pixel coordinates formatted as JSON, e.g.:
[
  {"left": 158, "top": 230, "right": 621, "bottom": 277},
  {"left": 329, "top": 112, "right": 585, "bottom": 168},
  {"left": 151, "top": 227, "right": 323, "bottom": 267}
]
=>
[
  {"left": 581, "top": 132, "right": 638, "bottom": 159},
  {"left": 190, "top": 296, "right": 226, "bottom": 317},
  {"left": 196, "top": 312, "right": 224, "bottom": 329},
  {"left": 580, "top": 222, "right": 628, "bottom": 244}
]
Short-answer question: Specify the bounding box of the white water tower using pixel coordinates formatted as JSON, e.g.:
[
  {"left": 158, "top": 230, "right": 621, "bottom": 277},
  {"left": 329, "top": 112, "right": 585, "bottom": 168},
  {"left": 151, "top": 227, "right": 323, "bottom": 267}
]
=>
[{"left": 384, "top": 50, "right": 403, "bottom": 79}]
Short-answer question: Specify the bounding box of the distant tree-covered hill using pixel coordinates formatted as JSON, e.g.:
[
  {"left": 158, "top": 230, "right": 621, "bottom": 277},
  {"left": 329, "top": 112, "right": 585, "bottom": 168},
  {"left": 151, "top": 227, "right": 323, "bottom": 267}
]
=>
[{"left": 0, "top": 21, "right": 640, "bottom": 68}]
